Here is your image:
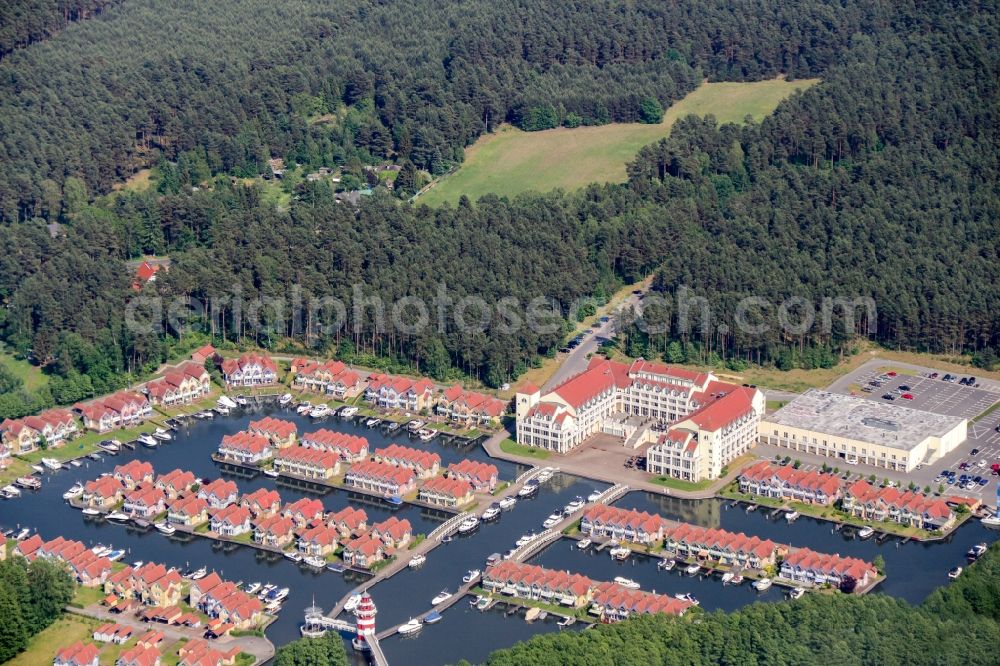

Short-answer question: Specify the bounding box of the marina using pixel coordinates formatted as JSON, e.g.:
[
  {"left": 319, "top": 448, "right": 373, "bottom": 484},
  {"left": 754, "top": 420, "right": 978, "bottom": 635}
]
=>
[{"left": 0, "top": 401, "right": 996, "bottom": 664}]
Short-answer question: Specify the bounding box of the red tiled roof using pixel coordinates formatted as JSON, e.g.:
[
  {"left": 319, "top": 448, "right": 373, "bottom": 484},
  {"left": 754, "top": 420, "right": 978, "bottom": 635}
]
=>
[
  {"left": 302, "top": 429, "right": 368, "bottom": 456},
  {"left": 282, "top": 497, "right": 325, "bottom": 520},
  {"left": 212, "top": 504, "right": 251, "bottom": 527},
  {"left": 219, "top": 431, "right": 271, "bottom": 454},
  {"left": 346, "top": 460, "right": 416, "bottom": 487},
  {"left": 448, "top": 459, "right": 498, "bottom": 483},
  {"left": 582, "top": 504, "right": 664, "bottom": 535},
  {"left": 169, "top": 494, "right": 208, "bottom": 517},
  {"left": 249, "top": 416, "right": 297, "bottom": 439},
  {"left": 55, "top": 640, "right": 100, "bottom": 665},
  {"left": 275, "top": 446, "right": 339, "bottom": 469},
  {"left": 685, "top": 386, "right": 757, "bottom": 431},
  {"left": 372, "top": 516, "right": 411, "bottom": 540},
  {"left": 114, "top": 459, "right": 154, "bottom": 482},
  {"left": 326, "top": 506, "right": 367, "bottom": 530},
  {"left": 240, "top": 487, "right": 281, "bottom": 510},
  {"left": 374, "top": 443, "right": 440, "bottom": 471},
  {"left": 420, "top": 475, "right": 473, "bottom": 499}
]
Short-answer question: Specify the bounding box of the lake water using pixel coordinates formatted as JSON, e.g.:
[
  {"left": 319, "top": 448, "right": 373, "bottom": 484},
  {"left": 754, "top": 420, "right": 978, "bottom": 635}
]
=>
[{"left": 0, "top": 402, "right": 996, "bottom": 665}]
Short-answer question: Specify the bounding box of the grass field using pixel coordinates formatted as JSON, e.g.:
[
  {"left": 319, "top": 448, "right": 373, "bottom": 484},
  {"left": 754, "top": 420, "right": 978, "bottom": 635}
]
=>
[
  {"left": 417, "top": 77, "right": 819, "bottom": 205},
  {"left": 0, "top": 347, "right": 47, "bottom": 392},
  {"left": 7, "top": 614, "right": 99, "bottom": 666}
]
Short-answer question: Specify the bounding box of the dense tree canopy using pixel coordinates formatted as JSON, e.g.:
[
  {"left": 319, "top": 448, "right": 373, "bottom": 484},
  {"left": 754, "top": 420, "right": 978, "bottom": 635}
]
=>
[{"left": 0, "top": 556, "right": 75, "bottom": 662}]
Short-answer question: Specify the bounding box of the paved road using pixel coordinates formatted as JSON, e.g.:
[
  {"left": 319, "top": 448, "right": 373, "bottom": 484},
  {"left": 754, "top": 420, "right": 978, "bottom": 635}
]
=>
[{"left": 544, "top": 290, "right": 645, "bottom": 391}]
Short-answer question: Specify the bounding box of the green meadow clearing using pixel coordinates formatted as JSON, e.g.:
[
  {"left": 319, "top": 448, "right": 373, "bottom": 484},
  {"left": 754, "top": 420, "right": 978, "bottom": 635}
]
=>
[{"left": 417, "top": 77, "right": 819, "bottom": 205}]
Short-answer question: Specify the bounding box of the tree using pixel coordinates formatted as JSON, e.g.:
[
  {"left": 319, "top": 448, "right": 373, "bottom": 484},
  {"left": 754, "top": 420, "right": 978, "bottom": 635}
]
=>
[
  {"left": 0, "top": 582, "right": 27, "bottom": 662},
  {"left": 639, "top": 97, "right": 664, "bottom": 124},
  {"left": 25, "top": 558, "right": 74, "bottom": 627}
]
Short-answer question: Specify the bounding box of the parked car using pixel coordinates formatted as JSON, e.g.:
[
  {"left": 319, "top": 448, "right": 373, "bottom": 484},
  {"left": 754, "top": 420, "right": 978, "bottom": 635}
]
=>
[
  {"left": 901, "top": 393, "right": 914, "bottom": 400},
  {"left": 959, "top": 462, "right": 970, "bottom": 470},
  {"left": 928, "top": 372, "right": 939, "bottom": 379},
  {"left": 898, "top": 384, "right": 911, "bottom": 391},
  {"left": 971, "top": 448, "right": 980, "bottom": 455},
  {"left": 882, "top": 394, "right": 897, "bottom": 401},
  {"left": 979, "top": 478, "right": 989, "bottom": 486}
]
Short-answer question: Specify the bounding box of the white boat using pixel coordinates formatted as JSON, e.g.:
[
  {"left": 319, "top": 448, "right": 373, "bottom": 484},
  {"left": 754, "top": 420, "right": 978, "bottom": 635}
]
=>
[
  {"left": 365, "top": 417, "right": 381, "bottom": 427},
  {"left": 97, "top": 440, "right": 121, "bottom": 453},
  {"left": 463, "top": 569, "right": 481, "bottom": 583},
  {"left": 525, "top": 607, "right": 542, "bottom": 622},
  {"left": 30, "top": 464, "right": 45, "bottom": 474},
  {"left": 1, "top": 485, "right": 21, "bottom": 498},
  {"left": 106, "top": 549, "right": 126, "bottom": 561},
  {"left": 731, "top": 574, "right": 744, "bottom": 585},
  {"left": 278, "top": 393, "right": 293, "bottom": 406},
  {"left": 674, "top": 592, "right": 699, "bottom": 605},
  {"left": 303, "top": 555, "right": 326, "bottom": 568},
  {"left": 63, "top": 483, "right": 84, "bottom": 499},
  {"left": 344, "top": 593, "right": 363, "bottom": 613},
  {"left": 498, "top": 496, "right": 517, "bottom": 510},
  {"left": 535, "top": 468, "right": 553, "bottom": 483},
  {"left": 81, "top": 507, "right": 100, "bottom": 516},
  {"left": 981, "top": 515, "right": 1000, "bottom": 528},
  {"left": 721, "top": 572, "right": 734, "bottom": 584},
  {"left": 407, "top": 420, "right": 425, "bottom": 431},
  {"left": 14, "top": 527, "right": 30, "bottom": 540},
  {"left": 948, "top": 566, "right": 963, "bottom": 579},
  {"left": 265, "top": 600, "right": 283, "bottom": 613},
  {"left": 190, "top": 567, "right": 208, "bottom": 580},
  {"left": 214, "top": 405, "right": 231, "bottom": 416},
  {"left": 968, "top": 542, "right": 988, "bottom": 559},
  {"left": 41, "top": 457, "right": 62, "bottom": 470},
  {"left": 684, "top": 563, "right": 701, "bottom": 575},
  {"left": 609, "top": 545, "right": 631, "bottom": 561},
  {"left": 263, "top": 469, "right": 280, "bottom": 478},
  {"left": 69, "top": 459, "right": 82, "bottom": 467},
  {"left": 789, "top": 587, "right": 805, "bottom": 599},
  {"left": 785, "top": 511, "right": 800, "bottom": 522},
  {"left": 398, "top": 618, "right": 422, "bottom": 635},
  {"left": 563, "top": 497, "right": 585, "bottom": 514},
  {"left": 91, "top": 545, "right": 110, "bottom": 557},
  {"left": 753, "top": 578, "right": 773, "bottom": 591},
  {"left": 339, "top": 406, "right": 359, "bottom": 418},
  {"left": 154, "top": 427, "right": 172, "bottom": 440},
  {"left": 284, "top": 551, "right": 303, "bottom": 563},
  {"left": 88, "top": 453, "right": 103, "bottom": 461},
  {"left": 458, "top": 516, "right": 480, "bottom": 534},
  {"left": 614, "top": 576, "right": 640, "bottom": 590},
  {"left": 482, "top": 505, "right": 501, "bottom": 521},
  {"left": 270, "top": 587, "right": 290, "bottom": 601},
  {"left": 15, "top": 476, "right": 41, "bottom": 490},
  {"left": 517, "top": 482, "right": 538, "bottom": 498},
  {"left": 657, "top": 558, "right": 675, "bottom": 571},
  {"left": 296, "top": 401, "right": 313, "bottom": 414},
  {"left": 217, "top": 395, "right": 238, "bottom": 409},
  {"left": 577, "top": 538, "right": 592, "bottom": 549},
  {"left": 858, "top": 526, "right": 875, "bottom": 539},
  {"left": 308, "top": 404, "right": 332, "bottom": 418},
  {"left": 155, "top": 522, "right": 176, "bottom": 535},
  {"left": 137, "top": 434, "right": 157, "bottom": 447},
  {"left": 408, "top": 554, "right": 427, "bottom": 568},
  {"left": 258, "top": 584, "right": 276, "bottom": 599},
  {"left": 235, "top": 395, "right": 249, "bottom": 406},
  {"left": 515, "top": 533, "right": 536, "bottom": 547},
  {"left": 132, "top": 561, "right": 144, "bottom": 569},
  {"left": 586, "top": 490, "right": 602, "bottom": 502},
  {"left": 418, "top": 429, "right": 435, "bottom": 442},
  {"left": 431, "top": 590, "right": 453, "bottom": 605},
  {"left": 245, "top": 582, "right": 262, "bottom": 594},
  {"left": 543, "top": 513, "right": 562, "bottom": 529},
  {"left": 106, "top": 511, "right": 130, "bottom": 522}
]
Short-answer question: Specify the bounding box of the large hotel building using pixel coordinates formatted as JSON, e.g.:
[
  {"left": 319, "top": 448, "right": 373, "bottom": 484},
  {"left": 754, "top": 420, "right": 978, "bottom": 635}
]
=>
[{"left": 515, "top": 358, "right": 763, "bottom": 482}]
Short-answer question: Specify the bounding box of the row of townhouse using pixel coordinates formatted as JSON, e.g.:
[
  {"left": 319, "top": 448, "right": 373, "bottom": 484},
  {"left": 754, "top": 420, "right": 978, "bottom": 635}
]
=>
[
  {"left": 75, "top": 391, "right": 152, "bottom": 433},
  {"left": 372, "top": 443, "right": 440, "bottom": 478},
  {"left": 418, "top": 476, "right": 474, "bottom": 508},
  {"left": 590, "top": 583, "right": 693, "bottom": 623},
  {"left": 662, "top": 523, "right": 782, "bottom": 570},
  {"left": 437, "top": 385, "right": 508, "bottom": 426},
  {"left": 189, "top": 573, "right": 265, "bottom": 630},
  {"left": 104, "top": 561, "right": 185, "bottom": 607},
  {"left": 779, "top": 547, "right": 877, "bottom": 588},
  {"left": 290, "top": 358, "right": 364, "bottom": 398},
  {"left": 216, "top": 431, "right": 272, "bottom": 465},
  {"left": 177, "top": 639, "right": 241, "bottom": 666},
  {"left": 255, "top": 504, "right": 366, "bottom": 551},
  {"left": 123, "top": 486, "right": 168, "bottom": 519},
  {"left": 219, "top": 352, "right": 279, "bottom": 387},
  {"left": 144, "top": 361, "right": 211, "bottom": 406},
  {"left": 91, "top": 623, "right": 134, "bottom": 644},
  {"left": 482, "top": 561, "right": 594, "bottom": 608},
  {"left": 16, "top": 534, "right": 113, "bottom": 588},
  {"left": 1, "top": 408, "right": 78, "bottom": 453},
  {"left": 300, "top": 429, "right": 369, "bottom": 462},
  {"left": 240, "top": 487, "right": 282, "bottom": 518},
  {"left": 164, "top": 477, "right": 242, "bottom": 527},
  {"left": 248, "top": 417, "right": 297, "bottom": 448},
  {"left": 365, "top": 373, "right": 436, "bottom": 411},
  {"left": 515, "top": 357, "right": 763, "bottom": 481},
  {"left": 841, "top": 480, "right": 957, "bottom": 531},
  {"left": 273, "top": 446, "right": 341, "bottom": 480},
  {"left": 114, "top": 643, "right": 160, "bottom": 666},
  {"left": 447, "top": 459, "right": 498, "bottom": 491},
  {"left": 53, "top": 642, "right": 100, "bottom": 666},
  {"left": 343, "top": 460, "right": 416, "bottom": 497},
  {"left": 209, "top": 496, "right": 325, "bottom": 537},
  {"left": 579, "top": 505, "right": 666, "bottom": 546},
  {"left": 738, "top": 461, "right": 843, "bottom": 506},
  {"left": 81, "top": 460, "right": 155, "bottom": 508}
]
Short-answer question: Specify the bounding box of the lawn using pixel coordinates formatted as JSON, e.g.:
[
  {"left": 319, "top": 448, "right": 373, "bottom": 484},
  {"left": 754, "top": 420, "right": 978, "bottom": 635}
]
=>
[
  {"left": 0, "top": 347, "right": 47, "bottom": 392},
  {"left": 650, "top": 475, "right": 714, "bottom": 492},
  {"left": 7, "top": 614, "right": 99, "bottom": 666},
  {"left": 499, "top": 438, "right": 550, "bottom": 460},
  {"left": 417, "top": 77, "right": 819, "bottom": 205}
]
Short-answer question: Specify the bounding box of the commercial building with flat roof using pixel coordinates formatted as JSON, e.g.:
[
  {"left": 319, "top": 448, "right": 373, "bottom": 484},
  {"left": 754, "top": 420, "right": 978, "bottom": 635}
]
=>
[{"left": 758, "top": 390, "right": 966, "bottom": 472}]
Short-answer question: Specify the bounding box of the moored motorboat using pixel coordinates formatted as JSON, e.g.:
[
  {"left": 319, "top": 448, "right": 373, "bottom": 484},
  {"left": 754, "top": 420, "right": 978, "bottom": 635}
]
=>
[
  {"left": 398, "top": 618, "right": 422, "bottom": 635},
  {"left": 424, "top": 611, "right": 443, "bottom": 624},
  {"left": 858, "top": 526, "right": 875, "bottom": 539},
  {"left": 339, "top": 406, "right": 359, "bottom": 418},
  {"left": 278, "top": 393, "right": 293, "bottom": 406},
  {"left": 245, "top": 582, "right": 262, "bottom": 594},
  {"left": 753, "top": 577, "right": 773, "bottom": 591},
  {"left": 106, "top": 549, "right": 126, "bottom": 561},
  {"left": 614, "top": 576, "right": 640, "bottom": 589},
  {"left": 674, "top": 592, "right": 699, "bottom": 605},
  {"left": 482, "top": 503, "right": 501, "bottom": 522},
  {"left": 948, "top": 566, "right": 963, "bottom": 579},
  {"left": 137, "top": 433, "right": 157, "bottom": 448},
  {"left": 731, "top": 573, "right": 744, "bottom": 585},
  {"left": 535, "top": 468, "right": 554, "bottom": 483},
  {"left": 458, "top": 516, "right": 480, "bottom": 534},
  {"left": 189, "top": 567, "right": 208, "bottom": 580},
  {"left": 303, "top": 555, "right": 326, "bottom": 568},
  {"left": 69, "top": 459, "right": 82, "bottom": 467},
  {"left": 515, "top": 532, "right": 536, "bottom": 547},
  {"left": 235, "top": 395, "right": 249, "bottom": 406},
  {"left": 683, "top": 563, "right": 701, "bottom": 575},
  {"left": 81, "top": 507, "right": 101, "bottom": 516},
  {"left": 155, "top": 522, "right": 176, "bottom": 535},
  {"left": 431, "top": 589, "right": 453, "bottom": 605},
  {"left": 785, "top": 511, "right": 800, "bottom": 522},
  {"left": 418, "top": 429, "right": 435, "bottom": 442},
  {"left": 981, "top": 514, "right": 1000, "bottom": 528},
  {"left": 217, "top": 395, "right": 238, "bottom": 409},
  {"left": 97, "top": 439, "right": 120, "bottom": 453},
  {"left": 406, "top": 420, "right": 425, "bottom": 432},
  {"left": 517, "top": 482, "right": 538, "bottom": 498},
  {"left": 789, "top": 587, "right": 805, "bottom": 599},
  {"left": 41, "top": 457, "right": 62, "bottom": 470},
  {"left": 408, "top": 554, "right": 426, "bottom": 568},
  {"left": 542, "top": 513, "right": 562, "bottom": 529},
  {"left": 365, "top": 417, "right": 382, "bottom": 428},
  {"left": 721, "top": 572, "right": 734, "bottom": 584},
  {"left": 525, "top": 607, "right": 542, "bottom": 622},
  {"left": 296, "top": 401, "right": 312, "bottom": 414},
  {"left": 463, "top": 569, "right": 481, "bottom": 583},
  {"left": 284, "top": 551, "right": 303, "bottom": 563},
  {"left": 106, "top": 511, "right": 130, "bottom": 522},
  {"left": 263, "top": 469, "right": 280, "bottom": 478},
  {"left": 577, "top": 538, "right": 592, "bottom": 550},
  {"left": 16, "top": 476, "right": 41, "bottom": 490},
  {"left": 609, "top": 545, "right": 631, "bottom": 561},
  {"left": 1, "top": 485, "right": 21, "bottom": 498},
  {"left": 344, "top": 593, "right": 362, "bottom": 613},
  {"left": 153, "top": 428, "right": 172, "bottom": 441},
  {"left": 586, "top": 489, "right": 602, "bottom": 502},
  {"left": 967, "top": 542, "right": 988, "bottom": 560},
  {"left": 657, "top": 558, "right": 675, "bottom": 571},
  {"left": 499, "top": 496, "right": 517, "bottom": 510},
  {"left": 563, "top": 496, "right": 585, "bottom": 514},
  {"left": 308, "top": 404, "right": 332, "bottom": 418},
  {"left": 31, "top": 464, "right": 45, "bottom": 473},
  {"left": 63, "top": 482, "right": 84, "bottom": 499}
]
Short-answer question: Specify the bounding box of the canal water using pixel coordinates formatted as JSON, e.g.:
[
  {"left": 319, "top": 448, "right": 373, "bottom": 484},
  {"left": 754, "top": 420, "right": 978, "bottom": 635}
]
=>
[{"left": 0, "top": 402, "right": 996, "bottom": 665}]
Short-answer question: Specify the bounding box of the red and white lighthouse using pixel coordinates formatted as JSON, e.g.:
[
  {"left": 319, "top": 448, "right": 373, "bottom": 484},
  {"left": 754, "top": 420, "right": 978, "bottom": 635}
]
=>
[{"left": 352, "top": 591, "right": 377, "bottom": 652}]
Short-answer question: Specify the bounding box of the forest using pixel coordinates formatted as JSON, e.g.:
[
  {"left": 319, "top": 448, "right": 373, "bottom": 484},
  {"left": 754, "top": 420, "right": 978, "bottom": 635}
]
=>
[
  {"left": 0, "top": 0, "right": 120, "bottom": 59},
  {"left": 481, "top": 544, "right": 1000, "bottom": 666},
  {"left": 0, "top": 0, "right": 996, "bottom": 414},
  {"left": 0, "top": 555, "right": 76, "bottom": 662}
]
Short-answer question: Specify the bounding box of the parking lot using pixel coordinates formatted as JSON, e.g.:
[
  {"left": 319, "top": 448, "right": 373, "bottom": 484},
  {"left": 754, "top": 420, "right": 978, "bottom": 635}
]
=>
[{"left": 835, "top": 366, "right": 999, "bottom": 421}]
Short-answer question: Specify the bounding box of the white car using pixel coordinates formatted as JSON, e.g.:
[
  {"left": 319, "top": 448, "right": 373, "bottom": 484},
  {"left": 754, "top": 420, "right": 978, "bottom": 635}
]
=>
[{"left": 978, "top": 460, "right": 988, "bottom": 468}]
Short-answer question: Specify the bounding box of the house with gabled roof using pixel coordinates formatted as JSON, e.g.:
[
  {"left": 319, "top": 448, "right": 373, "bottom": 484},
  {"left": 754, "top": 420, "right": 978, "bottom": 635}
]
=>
[
  {"left": 580, "top": 505, "right": 665, "bottom": 545},
  {"left": 210, "top": 504, "right": 252, "bottom": 537},
  {"left": 113, "top": 460, "right": 154, "bottom": 489},
  {"left": 154, "top": 468, "right": 198, "bottom": 499},
  {"left": 297, "top": 524, "right": 341, "bottom": 557},
  {"left": 364, "top": 373, "right": 436, "bottom": 412},
  {"left": 342, "top": 533, "right": 384, "bottom": 568},
  {"left": 197, "top": 479, "right": 239, "bottom": 509},
  {"left": 301, "top": 429, "right": 368, "bottom": 462},
  {"left": 167, "top": 494, "right": 209, "bottom": 527},
  {"left": 371, "top": 516, "right": 412, "bottom": 549},
  {"left": 273, "top": 446, "right": 340, "bottom": 480},
  {"left": 739, "top": 461, "right": 842, "bottom": 506},
  {"left": 217, "top": 431, "right": 272, "bottom": 465},
  {"left": 252, "top": 514, "right": 296, "bottom": 549},
  {"left": 344, "top": 461, "right": 416, "bottom": 497},
  {"left": 448, "top": 459, "right": 498, "bottom": 491},
  {"left": 281, "top": 497, "right": 325, "bottom": 527},
  {"left": 418, "top": 476, "right": 474, "bottom": 508},
  {"left": 123, "top": 486, "right": 167, "bottom": 519},
  {"left": 240, "top": 487, "right": 282, "bottom": 517},
  {"left": 53, "top": 641, "right": 100, "bottom": 666},
  {"left": 326, "top": 506, "right": 368, "bottom": 538},
  {"left": 219, "top": 353, "right": 278, "bottom": 387},
  {"left": 248, "top": 417, "right": 297, "bottom": 448},
  {"left": 373, "top": 443, "right": 440, "bottom": 478},
  {"left": 82, "top": 476, "right": 125, "bottom": 508}
]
